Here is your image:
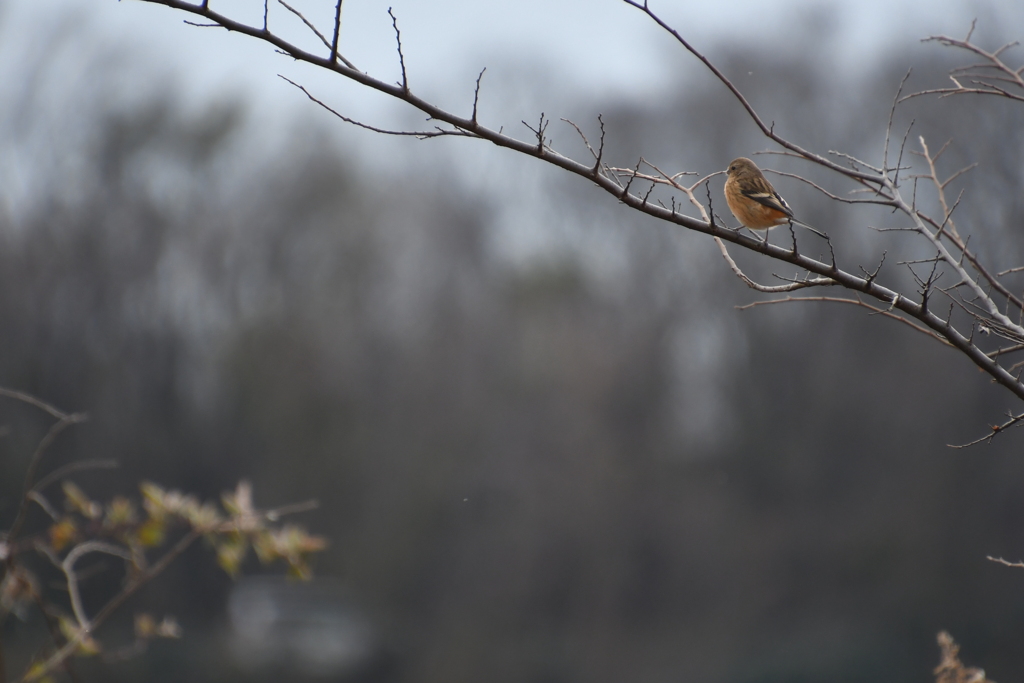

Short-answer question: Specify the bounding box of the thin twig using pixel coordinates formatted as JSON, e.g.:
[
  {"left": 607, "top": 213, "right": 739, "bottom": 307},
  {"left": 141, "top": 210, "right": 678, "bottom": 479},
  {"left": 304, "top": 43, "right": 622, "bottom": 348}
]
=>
[
  {"left": 714, "top": 239, "right": 835, "bottom": 293},
  {"left": 471, "top": 68, "right": 486, "bottom": 124},
  {"left": 7, "top": 412, "right": 89, "bottom": 545},
  {"left": 621, "top": 0, "right": 883, "bottom": 185},
  {"left": 62, "top": 542, "right": 134, "bottom": 629},
  {"left": 330, "top": 0, "right": 343, "bottom": 64},
  {"left": 32, "top": 460, "right": 119, "bottom": 494},
  {"left": 950, "top": 410, "right": 1024, "bottom": 448},
  {"left": 127, "top": 0, "right": 1024, "bottom": 417},
  {"left": 0, "top": 387, "right": 74, "bottom": 421},
  {"left": 22, "top": 529, "right": 203, "bottom": 683},
  {"left": 388, "top": 8, "right": 408, "bottom": 92},
  {"left": 279, "top": 76, "right": 470, "bottom": 137},
  {"left": 264, "top": 499, "right": 319, "bottom": 521},
  {"left": 738, "top": 295, "right": 950, "bottom": 344},
  {"left": 903, "top": 23, "right": 1024, "bottom": 103},
  {"left": 987, "top": 556, "right": 1024, "bottom": 568}
]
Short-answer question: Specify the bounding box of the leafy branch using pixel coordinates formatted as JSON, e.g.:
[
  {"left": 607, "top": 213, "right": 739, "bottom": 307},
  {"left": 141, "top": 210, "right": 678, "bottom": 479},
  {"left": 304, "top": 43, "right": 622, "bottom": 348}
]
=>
[{"left": 0, "top": 388, "right": 326, "bottom": 683}]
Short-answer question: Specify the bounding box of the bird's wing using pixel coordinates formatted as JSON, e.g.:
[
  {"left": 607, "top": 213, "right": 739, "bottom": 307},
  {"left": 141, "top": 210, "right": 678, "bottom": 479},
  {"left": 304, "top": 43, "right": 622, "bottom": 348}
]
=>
[{"left": 742, "top": 188, "right": 793, "bottom": 217}]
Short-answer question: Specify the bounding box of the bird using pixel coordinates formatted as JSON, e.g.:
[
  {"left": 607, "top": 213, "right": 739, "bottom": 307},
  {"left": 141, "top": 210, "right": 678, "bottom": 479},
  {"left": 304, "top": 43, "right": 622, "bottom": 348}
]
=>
[{"left": 723, "top": 157, "right": 826, "bottom": 240}]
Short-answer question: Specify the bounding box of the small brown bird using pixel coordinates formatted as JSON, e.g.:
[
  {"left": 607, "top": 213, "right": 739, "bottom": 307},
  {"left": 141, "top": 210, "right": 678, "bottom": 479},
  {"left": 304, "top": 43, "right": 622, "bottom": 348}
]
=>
[{"left": 724, "top": 157, "right": 825, "bottom": 239}]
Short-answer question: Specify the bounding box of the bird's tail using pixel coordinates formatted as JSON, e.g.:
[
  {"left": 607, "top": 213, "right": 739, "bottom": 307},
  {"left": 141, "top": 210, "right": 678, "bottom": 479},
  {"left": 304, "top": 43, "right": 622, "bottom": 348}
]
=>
[{"left": 790, "top": 219, "right": 828, "bottom": 240}]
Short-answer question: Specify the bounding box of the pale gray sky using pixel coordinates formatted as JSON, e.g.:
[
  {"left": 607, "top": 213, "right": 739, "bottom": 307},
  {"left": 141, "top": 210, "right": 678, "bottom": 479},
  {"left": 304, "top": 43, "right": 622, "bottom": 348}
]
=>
[
  {"left": 4, "top": 0, "right": 1019, "bottom": 121},
  {"left": 1, "top": 0, "right": 1021, "bottom": 258}
]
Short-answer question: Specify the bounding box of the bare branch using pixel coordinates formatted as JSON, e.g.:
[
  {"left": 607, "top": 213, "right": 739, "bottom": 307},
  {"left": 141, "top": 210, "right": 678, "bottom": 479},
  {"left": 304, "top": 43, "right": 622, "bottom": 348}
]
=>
[
  {"left": 950, "top": 409, "right": 1024, "bottom": 448},
  {"left": 595, "top": 115, "right": 607, "bottom": 175},
  {"left": 997, "top": 266, "right": 1024, "bottom": 277},
  {"left": 769, "top": 170, "right": 896, "bottom": 207},
  {"left": 893, "top": 120, "right": 914, "bottom": 188},
  {"left": 904, "top": 24, "right": 1024, "bottom": 102},
  {"left": 6, "top": 410, "right": 89, "bottom": 545},
  {"left": 62, "top": 542, "right": 134, "bottom": 629},
  {"left": 988, "top": 342, "right": 1024, "bottom": 359},
  {"left": 621, "top": 1, "right": 883, "bottom": 186},
  {"left": 0, "top": 387, "right": 75, "bottom": 421},
  {"left": 523, "top": 113, "right": 551, "bottom": 154},
  {"left": 883, "top": 70, "right": 912, "bottom": 175},
  {"left": 26, "top": 491, "right": 60, "bottom": 521},
  {"left": 913, "top": 139, "right": 1024, "bottom": 313},
  {"left": 264, "top": 499, "right": 320, "bottom": 522},
  {"left": 736, "top": 295, "right": 952, "bottom": 344},
  {"left": 119, "top": 2, "right": 1024, "bottom": 418},
  {"left": 22, "top": 529, "right": 204, "bottom": 683},
  {"left": 388, "top": 8, "right": 408, "bottom": 93},
  {"left": 714, "top": 238, "right": 836, "bottom": 293},
  {"left": 32, "top": 460, "right": 120, "bottom": 495},
  {"left": 278, "top": 1, "right": 328, "bottom": 55},
  {"left": 987, "top": 555, "right": 1024, "bottom": 568},
  {"left": 279, "top": 76, "right": 470, "bottom": 138},
  {"left": 471, "top": 68, "right": 486, "bottom": 124},
  {"left": 562, "top": 118, "right": 600, "bottom": 165},
  {"left": 330, "top": 0, "right": 343, "bottom": 65}
]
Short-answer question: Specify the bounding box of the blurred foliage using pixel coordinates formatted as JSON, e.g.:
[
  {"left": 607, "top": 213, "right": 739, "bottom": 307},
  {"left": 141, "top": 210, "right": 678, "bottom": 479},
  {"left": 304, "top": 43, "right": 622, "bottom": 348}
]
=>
[
  {"left": 934, "top": 631, "right": 993, "bottom": 683},
  {"left": 1, "top": 461, "right": 324, "bottom": 681},
  {"left": 1, "top": 15, "right": 1024, "bottom": 683}
]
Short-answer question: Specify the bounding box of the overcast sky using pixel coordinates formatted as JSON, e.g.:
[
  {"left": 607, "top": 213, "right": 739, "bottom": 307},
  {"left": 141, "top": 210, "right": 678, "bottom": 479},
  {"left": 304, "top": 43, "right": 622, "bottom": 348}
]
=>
[
  {"left": 5, "top": 0, "right": 1022, "bottom": 119},
  {"left": 2, "top": 0, "right": 1022, "bottom": 260}
]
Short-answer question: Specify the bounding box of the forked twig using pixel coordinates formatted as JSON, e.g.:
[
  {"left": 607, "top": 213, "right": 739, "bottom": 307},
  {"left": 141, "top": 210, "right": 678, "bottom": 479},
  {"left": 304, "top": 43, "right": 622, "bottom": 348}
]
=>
[{"left": 903, "top": 21, "right": 1024, "bottom": 103}]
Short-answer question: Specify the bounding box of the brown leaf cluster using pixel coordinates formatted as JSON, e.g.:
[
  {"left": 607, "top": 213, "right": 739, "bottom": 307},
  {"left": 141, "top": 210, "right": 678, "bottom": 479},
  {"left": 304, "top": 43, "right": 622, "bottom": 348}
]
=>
[{"left": 935, "top": 632, "right": 992, "bottom": 683}]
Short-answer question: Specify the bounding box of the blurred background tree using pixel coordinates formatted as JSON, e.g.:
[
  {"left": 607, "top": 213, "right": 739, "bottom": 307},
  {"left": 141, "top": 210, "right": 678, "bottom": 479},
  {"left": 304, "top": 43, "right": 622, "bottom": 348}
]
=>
[{"left": 2, "top": 2, "right": 1024, "bottom": 682}]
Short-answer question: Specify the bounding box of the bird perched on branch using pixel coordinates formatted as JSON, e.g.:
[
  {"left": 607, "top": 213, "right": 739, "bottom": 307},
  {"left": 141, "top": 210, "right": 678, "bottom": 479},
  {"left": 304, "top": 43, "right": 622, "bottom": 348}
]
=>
[{"left": 724, "top": 157, "right": 826, "bottom": 239}]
